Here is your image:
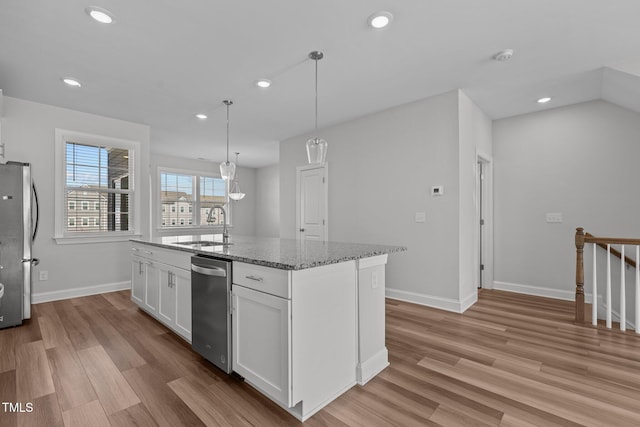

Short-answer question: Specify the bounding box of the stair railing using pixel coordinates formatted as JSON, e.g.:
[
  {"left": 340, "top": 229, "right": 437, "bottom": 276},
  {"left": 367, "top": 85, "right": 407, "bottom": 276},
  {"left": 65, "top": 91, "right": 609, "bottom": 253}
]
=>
[{"left": 575, "top": 227, "right": 640, "bottom": 331}]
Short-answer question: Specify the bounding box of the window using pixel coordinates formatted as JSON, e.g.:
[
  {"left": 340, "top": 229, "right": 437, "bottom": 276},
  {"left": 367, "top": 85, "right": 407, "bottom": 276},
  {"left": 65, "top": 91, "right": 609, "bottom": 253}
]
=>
[
  {"left": 55, "top": 129, "right": 140, "bottom": 243},
  {"left": 159, "top": 169, "right": 227, "bottom": 228}
]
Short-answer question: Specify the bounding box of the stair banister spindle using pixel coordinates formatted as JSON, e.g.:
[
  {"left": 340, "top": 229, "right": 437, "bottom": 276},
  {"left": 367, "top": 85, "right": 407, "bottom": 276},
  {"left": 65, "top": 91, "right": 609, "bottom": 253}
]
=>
[
  {"left": 575, "top": 228, "right": 585, "bottom": 323},
  {"left": 592, "top": 244, "right": 597, "bottom": 326},
  {"left": 606, "top": 244, "right": 612, "bottom": 329},
  {"left": 636, "top": 246, "right": 640, "bottom": 334},
  {"left": 620, "top": 245, "right": 626, "bottom": 331}
]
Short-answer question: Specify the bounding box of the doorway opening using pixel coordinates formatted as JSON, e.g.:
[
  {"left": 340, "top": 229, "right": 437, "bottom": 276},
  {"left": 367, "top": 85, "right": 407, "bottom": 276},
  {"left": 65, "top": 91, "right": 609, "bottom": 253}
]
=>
[{"left": 476, "top": 155, "right": 493, "bottom": 289}]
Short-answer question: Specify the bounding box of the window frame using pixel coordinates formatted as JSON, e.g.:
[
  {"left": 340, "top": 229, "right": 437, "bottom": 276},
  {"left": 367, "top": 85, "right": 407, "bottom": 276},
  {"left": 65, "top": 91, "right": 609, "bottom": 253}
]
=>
[
  {"left": 157, "top": 167, "right": 230, "bottom": 232},
  {"left": 54, "top": 129, "right": 142, "bottom": 244}
]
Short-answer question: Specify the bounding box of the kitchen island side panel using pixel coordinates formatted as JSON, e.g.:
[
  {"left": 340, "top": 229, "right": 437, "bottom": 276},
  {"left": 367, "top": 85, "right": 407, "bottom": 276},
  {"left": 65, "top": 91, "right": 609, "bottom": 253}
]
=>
[{"left": 291, "top": 260, "right": 357, "bottom": 420}]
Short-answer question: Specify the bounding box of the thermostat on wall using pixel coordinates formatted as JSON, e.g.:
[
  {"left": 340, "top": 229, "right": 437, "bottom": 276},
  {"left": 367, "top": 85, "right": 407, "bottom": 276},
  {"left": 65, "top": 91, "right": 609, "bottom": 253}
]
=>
[{"left": 431, "top": 186, "right": 444, "bottom": 196}]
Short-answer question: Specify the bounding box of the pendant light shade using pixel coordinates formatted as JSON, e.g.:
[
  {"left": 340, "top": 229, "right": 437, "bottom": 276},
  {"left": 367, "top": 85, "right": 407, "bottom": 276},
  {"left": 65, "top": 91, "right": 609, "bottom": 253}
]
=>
[
  {"left": 306, "top": 51, "right": 328, "bottom": 165},
  {"left": 229, "top": 152, "right": 246, "bottom": 201},
  {"left": 219, "top": 100, "right": 236, "bottom": 180}
]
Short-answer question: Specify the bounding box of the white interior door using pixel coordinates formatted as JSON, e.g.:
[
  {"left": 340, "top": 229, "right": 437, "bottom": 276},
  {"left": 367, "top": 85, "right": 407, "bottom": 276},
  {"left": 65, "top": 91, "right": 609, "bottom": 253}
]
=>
[{"left": 296, "top": 164, "right": 328, "bottom": 242}]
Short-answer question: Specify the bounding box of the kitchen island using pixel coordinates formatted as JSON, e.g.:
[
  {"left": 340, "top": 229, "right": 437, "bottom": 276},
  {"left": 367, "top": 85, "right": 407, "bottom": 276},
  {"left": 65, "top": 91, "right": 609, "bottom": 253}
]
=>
[{"left": 130, "top": 234, "right": 405, "bottom": 421}]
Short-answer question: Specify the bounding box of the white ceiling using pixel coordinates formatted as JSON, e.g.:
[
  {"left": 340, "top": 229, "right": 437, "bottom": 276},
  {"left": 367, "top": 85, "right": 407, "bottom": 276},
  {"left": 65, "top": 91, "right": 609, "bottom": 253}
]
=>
[{"left": 1, "top": 0, "right": 640, "bottom": 168}]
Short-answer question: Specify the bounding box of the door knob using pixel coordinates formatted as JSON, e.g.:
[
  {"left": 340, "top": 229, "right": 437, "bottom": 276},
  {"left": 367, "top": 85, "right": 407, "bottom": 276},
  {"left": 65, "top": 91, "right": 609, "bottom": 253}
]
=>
[{"left": 300, "top": 228, "right": 305, "bottom": 232}]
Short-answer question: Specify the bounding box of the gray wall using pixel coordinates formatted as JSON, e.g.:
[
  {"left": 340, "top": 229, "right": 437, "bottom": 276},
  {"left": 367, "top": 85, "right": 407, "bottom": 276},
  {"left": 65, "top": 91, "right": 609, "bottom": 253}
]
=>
[
  {"left": 493, "top": 100, "right": 640, "bottom": 299},
  {"left": 255, "top": 164, "right": 280, "bottom": 237},
  {"left": 2, "top": 96, "right": 151, "bottom": 300},
  {"left": 280, "top": 90, "right": 491, "bottom": 312},
  {"left": 151, "top": 153, "right": 256, "bottom": 237}
]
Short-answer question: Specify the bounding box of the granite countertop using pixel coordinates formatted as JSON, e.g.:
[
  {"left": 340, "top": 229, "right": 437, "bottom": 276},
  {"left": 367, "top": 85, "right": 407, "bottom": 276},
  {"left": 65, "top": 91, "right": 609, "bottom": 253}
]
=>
[{"left": 130, "top": 234, "right": 406, "bottom": 270}]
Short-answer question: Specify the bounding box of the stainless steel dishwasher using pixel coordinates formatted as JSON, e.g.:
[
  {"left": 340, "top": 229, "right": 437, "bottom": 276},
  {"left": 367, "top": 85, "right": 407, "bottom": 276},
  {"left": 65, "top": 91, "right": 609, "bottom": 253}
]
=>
[{"left": 191, "top": 255, "right": 232, "bottom": 373}]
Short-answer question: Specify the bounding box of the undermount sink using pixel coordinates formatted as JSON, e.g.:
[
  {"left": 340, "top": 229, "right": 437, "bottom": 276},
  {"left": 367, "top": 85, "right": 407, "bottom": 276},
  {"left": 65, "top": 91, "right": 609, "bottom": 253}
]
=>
[{"left": 175, "top": 241, "right": 233, "bottom": 247}]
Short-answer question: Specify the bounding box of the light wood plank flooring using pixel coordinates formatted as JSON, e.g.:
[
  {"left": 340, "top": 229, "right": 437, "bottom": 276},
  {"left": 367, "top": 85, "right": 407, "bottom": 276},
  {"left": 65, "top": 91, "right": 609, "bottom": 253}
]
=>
[{"left": 1, "top": 289, "right": 640, "bottom": 426}]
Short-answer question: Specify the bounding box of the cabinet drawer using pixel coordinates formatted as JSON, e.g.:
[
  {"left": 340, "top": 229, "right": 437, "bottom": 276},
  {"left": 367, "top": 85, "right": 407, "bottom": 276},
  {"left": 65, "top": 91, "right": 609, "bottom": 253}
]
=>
[
  {"left": 233, "top": 262, "right": 290, "bottom": 299},
  {"left": 130, "top": 243, "right": 191, "bottom": 271}
]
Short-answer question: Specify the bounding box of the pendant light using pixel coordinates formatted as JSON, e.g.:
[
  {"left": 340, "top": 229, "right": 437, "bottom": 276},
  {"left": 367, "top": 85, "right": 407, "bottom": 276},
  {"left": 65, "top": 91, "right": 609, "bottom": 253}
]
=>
[
  {"left": 229, "top": 152, "right": 246, "bottom": 201},
  {"left": 219, "top": 100, "right": 236, "bottom": 180},
  {"left": 306, "top": 51, "right": 328, "bottom": 164}
]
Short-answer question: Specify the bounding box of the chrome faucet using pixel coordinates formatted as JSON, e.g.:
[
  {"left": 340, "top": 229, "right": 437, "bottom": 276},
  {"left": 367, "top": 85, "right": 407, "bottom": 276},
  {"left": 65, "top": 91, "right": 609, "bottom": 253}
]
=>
[{"left": 207, "top": 204, "right": 229, "bottom": 243}]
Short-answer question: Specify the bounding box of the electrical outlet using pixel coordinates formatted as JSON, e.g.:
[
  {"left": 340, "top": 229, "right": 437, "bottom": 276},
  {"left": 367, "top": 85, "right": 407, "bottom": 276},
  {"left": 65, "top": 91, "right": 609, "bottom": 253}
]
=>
[
  {"left": 39, "top": 270, "right": 48, "bottom": 281},
  {"left": 415, "top": 212, "right": 426, "bottom": 223},
  {"left": 371, "top": 272, "right": 379, "bottom": 289}
]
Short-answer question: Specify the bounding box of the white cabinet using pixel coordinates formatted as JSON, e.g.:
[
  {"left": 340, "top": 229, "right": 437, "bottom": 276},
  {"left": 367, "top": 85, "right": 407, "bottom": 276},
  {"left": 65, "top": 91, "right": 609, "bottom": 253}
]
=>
[
  {"left": 231, "top": 260, "right": 357, "bottom": 422},
  {"left": 145, "top": 261, "right": 159, "bottom": 313},
  {"left": 157, "top": 263, "right": 175, "bottom": 324},
  {"left": 157, "top": 262, "right": 192, "bottom": 341},
  {"left": 130, "top": 243, "right": 192, "bottom": 342},
  {"left": 232, "top": 284, "right": 291, "bottom": 407},
  {"left": 130, "top": 255, "right": 145, "bottom": 306}
]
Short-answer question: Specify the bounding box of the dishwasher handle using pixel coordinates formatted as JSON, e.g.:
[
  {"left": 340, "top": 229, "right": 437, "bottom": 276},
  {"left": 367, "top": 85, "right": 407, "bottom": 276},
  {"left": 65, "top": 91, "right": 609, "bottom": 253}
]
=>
[{"left": 191, "top": 264, "right": 227, "bottom": 277}]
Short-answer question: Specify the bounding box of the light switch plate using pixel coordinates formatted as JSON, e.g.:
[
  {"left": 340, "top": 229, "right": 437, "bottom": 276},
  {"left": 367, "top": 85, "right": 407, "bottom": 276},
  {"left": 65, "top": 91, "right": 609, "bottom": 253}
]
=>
[{"left": 546, "top": 212, "right": 563, "bottom": 223}]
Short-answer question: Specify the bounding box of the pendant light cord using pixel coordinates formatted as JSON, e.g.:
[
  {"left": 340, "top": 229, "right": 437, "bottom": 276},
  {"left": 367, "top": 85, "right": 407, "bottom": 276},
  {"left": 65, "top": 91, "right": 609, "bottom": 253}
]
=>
[
  {"left": 226, "top": 101, "right": 230, "bottom": 163},
  {"left": 314, "top": 57, "right": 318, "bottom": 131}
]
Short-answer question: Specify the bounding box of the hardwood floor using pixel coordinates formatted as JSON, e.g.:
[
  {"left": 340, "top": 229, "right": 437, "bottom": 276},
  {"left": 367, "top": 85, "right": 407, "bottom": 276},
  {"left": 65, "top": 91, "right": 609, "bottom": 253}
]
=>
[{"left": 1, "top": 289, "right": 640, "bottom": 426}]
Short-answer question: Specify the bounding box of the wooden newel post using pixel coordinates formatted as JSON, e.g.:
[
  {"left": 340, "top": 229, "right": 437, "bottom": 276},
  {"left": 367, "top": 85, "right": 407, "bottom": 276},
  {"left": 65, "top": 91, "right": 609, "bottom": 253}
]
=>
[{"left": 575, "top": 227, "right": 585, "bottom": 323}]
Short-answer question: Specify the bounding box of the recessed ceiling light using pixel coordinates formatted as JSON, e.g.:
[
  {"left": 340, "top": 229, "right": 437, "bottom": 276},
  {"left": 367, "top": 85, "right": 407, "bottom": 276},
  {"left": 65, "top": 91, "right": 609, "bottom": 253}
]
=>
[
  {"left": 62, "top": 78, "right": 82, "bottom": 88},
  {"left": 85, "top": 6, "right": 115, "bottom": 24},
  {"left": 537, "top": 97, "right": 552, "bottom": 104},
  {"left": 195, "top": 113, "right": 208, "bottom": 120},
  {"left": 368, "top": 11, "right": 393, "bottom": 29},
  {"left": 255, "top": 79, "right": 272, "bottom": 88}
]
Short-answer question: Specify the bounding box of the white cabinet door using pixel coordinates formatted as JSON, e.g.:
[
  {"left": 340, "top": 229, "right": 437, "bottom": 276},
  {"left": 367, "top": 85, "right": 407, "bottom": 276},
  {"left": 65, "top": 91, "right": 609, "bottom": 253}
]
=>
[
  {"left": 232, "top": 285, "right": 291, "bottom": 407},
  {"left": 131, "top": 255, "right": 145, "bottom": 306},
  {"left": 173, "top": 266, "right": 192, "bottom": 341},
  {"left": 157, "top": 263, "right": 175, "bottom": 326},
  {"left": 144, "top": 261, "right": 159, "bottom": 314}
]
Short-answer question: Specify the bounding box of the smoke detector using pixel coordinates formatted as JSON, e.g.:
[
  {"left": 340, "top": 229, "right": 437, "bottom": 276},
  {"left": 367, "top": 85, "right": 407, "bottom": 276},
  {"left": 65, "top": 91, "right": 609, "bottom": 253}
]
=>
[{"left": 493, "top": 49, "right": 514, "bottom": 62}]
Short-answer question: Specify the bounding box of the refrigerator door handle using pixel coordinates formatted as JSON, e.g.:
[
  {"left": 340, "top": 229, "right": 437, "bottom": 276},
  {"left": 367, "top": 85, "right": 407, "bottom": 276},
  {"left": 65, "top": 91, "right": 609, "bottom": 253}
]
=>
[{"left": 32, "top": 182, "right": 39, "bottom": 242}]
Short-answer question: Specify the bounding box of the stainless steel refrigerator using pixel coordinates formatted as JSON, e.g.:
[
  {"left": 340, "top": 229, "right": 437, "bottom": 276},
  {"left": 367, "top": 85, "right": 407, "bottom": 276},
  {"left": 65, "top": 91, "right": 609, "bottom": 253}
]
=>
[{"left": 0, "top": 161, "right": 39, "bottom": 329}]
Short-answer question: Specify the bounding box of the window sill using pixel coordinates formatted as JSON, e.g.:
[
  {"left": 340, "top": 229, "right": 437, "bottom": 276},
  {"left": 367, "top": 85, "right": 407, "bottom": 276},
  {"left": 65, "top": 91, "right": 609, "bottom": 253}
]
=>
[
  {"left": 54, "top": 233, "right": 142, "bottom": 245},
  {"left": 155, "top": 225, "right": 233, "bottom": 234}
]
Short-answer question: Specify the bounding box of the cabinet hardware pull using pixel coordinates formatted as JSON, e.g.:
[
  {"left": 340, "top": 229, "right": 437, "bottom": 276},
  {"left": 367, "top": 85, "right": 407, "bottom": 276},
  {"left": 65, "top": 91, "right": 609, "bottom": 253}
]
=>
[
  {"left": 246, "top": 275, "right": 263, "bottom": 282},
  {"left": 143, "top": 250, "right": 153, "bottom": 255},
  {"left": 131, "top": 247, "right": 139, "bottom": 252}
]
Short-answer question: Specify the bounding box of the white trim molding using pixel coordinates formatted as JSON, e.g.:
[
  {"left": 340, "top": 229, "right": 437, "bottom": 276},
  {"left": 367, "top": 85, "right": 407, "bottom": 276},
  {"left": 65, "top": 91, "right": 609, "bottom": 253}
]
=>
[
  {"left": 493, "top": 281, "right": 575, "bottom": 301},
  {"left": 386, "top": 288, "right": 474, "bottom": 313},
  {"left": 32, "top": 281, "right": 131, "bottom": 304}
]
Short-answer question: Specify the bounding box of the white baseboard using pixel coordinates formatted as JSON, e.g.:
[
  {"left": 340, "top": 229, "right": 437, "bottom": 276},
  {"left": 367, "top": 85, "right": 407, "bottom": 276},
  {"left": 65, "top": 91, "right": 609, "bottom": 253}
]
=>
[
  {"left": 460, "top": 291, "right": 478, "bottom": 312},
  {"left": 32, "top": 281, "right": 131, "bottom": 304},
  {"left": 356, "top": 347, "right": 389, "bottom": 385},
  {"left": 492, "top": 281, "right": 575, "bottom": 301},
  {"left": 386, "top": 288, "right": 473, "bottom": 313}
]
